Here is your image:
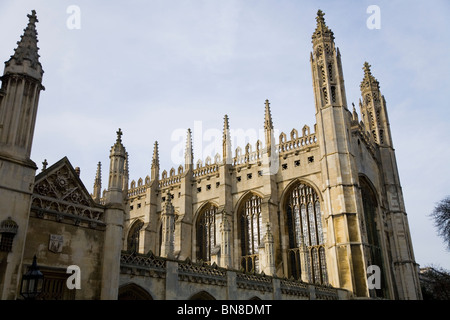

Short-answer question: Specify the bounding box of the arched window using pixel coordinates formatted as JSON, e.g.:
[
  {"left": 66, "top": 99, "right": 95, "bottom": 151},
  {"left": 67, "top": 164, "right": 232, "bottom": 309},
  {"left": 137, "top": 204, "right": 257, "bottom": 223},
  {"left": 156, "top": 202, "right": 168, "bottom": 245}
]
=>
[
  {"left": 239, "top": 194, "right": 262, "bottom": 272},
  {"left": 285, "top": 183, "right": 328, "bottom": 284},
  {"left": 127, "top": 220, "right": 144, "bottom": 253},
  {"left": 360, "top": 178, "right": 386, "bottom": 298},
  {"left": 196, "top": 204, "right": 218, "bottom": 263}
]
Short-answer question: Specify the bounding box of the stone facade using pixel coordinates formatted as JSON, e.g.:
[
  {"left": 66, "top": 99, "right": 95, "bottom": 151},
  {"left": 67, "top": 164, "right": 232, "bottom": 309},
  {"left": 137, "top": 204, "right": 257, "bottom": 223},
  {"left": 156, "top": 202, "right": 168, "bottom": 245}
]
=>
[{"left": 0, "top": 10, "right": 422, "bottom": 300}]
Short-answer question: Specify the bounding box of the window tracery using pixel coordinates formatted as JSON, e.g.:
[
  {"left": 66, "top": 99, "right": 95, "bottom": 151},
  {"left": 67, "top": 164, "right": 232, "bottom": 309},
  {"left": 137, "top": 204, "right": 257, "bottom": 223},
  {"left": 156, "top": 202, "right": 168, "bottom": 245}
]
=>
[
  {"left": 240, "top": 194, "right": 262, "bottom": 273},
  {"left": 286, "top": 183, "right": 328, "bottom": 284},
  {"left": 196, "top": 204, "right": 218, "bottom": 263}
]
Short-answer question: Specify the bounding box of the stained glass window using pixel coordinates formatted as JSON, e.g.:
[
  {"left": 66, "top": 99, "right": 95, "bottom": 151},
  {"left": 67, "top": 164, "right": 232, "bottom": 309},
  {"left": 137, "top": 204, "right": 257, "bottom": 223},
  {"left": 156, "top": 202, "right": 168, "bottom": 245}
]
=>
[
  {"left": 196, "top": 204, "right": 217, "bottom": 263},
  {"left": 286, "top": 183, "right": 328, "bottom": 284},
  {"left": 240, "top": 194, "right": 262, "bottom": 272}
]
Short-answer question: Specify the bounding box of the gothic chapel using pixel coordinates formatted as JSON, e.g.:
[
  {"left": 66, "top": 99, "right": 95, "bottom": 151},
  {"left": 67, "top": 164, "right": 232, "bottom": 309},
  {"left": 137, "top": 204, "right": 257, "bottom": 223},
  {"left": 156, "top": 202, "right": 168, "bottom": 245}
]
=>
[{"left": 0, "top": 10, "right": 422, "bottom": 300}]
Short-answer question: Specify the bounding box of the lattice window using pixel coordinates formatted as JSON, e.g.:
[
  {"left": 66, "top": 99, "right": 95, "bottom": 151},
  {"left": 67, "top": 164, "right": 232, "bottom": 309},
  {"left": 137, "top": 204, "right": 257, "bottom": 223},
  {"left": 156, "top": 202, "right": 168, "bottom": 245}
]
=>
[
  {"left": 328, "top": 63, "right": 333, "bottom": 82},
  {"left": 331, "top": 86, "right": 336, "bottom": 103},
  {"left": 0, "top": 233, "right": 14, "bottom": 252},
  {"left": 38, "top": 269, "right": 75, "bottom": 300},
  {"left": 240, "top": 195, "right": 262, "bottom": 272},
  {"left": 286, "top": 183, "right": 328, "bottom": 284},
  {"left": 196, "top": 204, "right": 218, "bottom": 263},
  {"left": 322, "top": 87, "right": 328, "bottom": 103}
]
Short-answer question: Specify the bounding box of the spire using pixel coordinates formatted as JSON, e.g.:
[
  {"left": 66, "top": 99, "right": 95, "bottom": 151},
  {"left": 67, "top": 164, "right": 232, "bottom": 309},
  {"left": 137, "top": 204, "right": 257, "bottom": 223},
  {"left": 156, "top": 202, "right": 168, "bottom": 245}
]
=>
[
  {"left": 312, "top": 9, "right": 334, "bottom": 42},
  {"left": 93, "top": 161, "right": 102, "bottom": 202},
  {"left": 151, "top": 141, "right": 160, "bottom": 180},
  {"left": 360, "top": 62, "right": 380, "bottom": 91},
  {"left": 264, "top": 99, "right": 273, "bottom": 130},
  {"left": 5, "top": 10, "right": 43, "bottom": 80},
  {"left": 185, "top": 128, "right": 193, "bottom": 170},
  {"left": 222, "top": 115, "right": 232, "bottom": 165}
]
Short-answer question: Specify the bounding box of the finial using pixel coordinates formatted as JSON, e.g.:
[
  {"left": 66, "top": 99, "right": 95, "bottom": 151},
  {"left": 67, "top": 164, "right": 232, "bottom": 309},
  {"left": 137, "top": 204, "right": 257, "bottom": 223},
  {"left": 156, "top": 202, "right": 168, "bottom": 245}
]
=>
[
  {"left": 116, "top": 128, "right": 123, "bottom": 142},
  {"left": 316, "top": 9, "right": 325, "bottom": 23},
  {"left": 312, "top": 9, "right": 334, "bottom": 42},
  {"left": 42, "top": 159, "right": 48, "bottom": 171},
  {"left": 363, "top": 62, "right": 372, "bottom": 75},
  {"left": 28, "top": 10, "right": 39, "bottom": 24},
  {"left": 360, "top": 61, "right": 379, "bottom": 90}
]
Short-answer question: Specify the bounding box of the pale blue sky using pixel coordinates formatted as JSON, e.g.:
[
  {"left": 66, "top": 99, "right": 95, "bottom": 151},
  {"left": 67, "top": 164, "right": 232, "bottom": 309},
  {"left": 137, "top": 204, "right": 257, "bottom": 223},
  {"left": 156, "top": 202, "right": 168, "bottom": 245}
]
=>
[{"left": 1, "top": 0, "right": 449, "bottom": 270}]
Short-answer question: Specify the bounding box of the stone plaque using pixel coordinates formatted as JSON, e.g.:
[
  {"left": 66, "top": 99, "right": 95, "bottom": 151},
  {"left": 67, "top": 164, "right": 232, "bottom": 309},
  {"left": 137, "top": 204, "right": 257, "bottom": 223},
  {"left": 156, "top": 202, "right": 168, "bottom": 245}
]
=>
[{"left": 49, "top": 234, "right": 63, "bottom": 253}]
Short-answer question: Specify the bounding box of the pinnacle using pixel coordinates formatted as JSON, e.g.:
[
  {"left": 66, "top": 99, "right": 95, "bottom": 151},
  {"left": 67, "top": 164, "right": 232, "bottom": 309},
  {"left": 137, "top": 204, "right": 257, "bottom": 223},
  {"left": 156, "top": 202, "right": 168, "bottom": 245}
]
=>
[
  {"left": 360, "top": 61, "right": 379, "bottom": 90},
  {"left": 185, "top": 128, "right": 193, "bottom": 165},
  {"left": 312, "top": 9, "right": 334, "bottom": 42},
  {"left": 95, "top": 162, "right": 102, "bottom": 180},
  {"left": 264, "top": 99, "right": 273, "bottom": 130},
  {"left": 8, "top": 10, "right": 41, "bottom": 69},
  {"left": 152, "top": 141, "right": 159, "bottom": 168}
]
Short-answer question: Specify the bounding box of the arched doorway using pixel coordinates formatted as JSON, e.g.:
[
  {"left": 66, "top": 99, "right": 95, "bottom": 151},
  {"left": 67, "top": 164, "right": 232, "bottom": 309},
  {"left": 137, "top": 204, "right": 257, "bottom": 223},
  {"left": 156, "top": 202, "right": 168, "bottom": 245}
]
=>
[
  {"left": 189, "top": 291, "right": 216, "bottom": 300},
  {"left": 118, "top": 283, "right": 153, "bottom": 300}
]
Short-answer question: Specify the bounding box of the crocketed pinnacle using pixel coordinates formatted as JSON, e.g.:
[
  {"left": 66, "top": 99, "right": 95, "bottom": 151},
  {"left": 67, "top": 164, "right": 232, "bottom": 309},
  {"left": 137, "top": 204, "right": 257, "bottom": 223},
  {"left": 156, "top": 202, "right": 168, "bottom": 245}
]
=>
[
  {"left": 312, "top": 9, "right": 334, "bottom": 42},
  {"left": 93, "top": 162, "right": 102, "bottom": 201},
  {"left": 264, "top": 99, "right": 273, "bottom": 130},
  {"left": 360, "top": 62, "right": 380, "bottom": 91},
  {"left": 223, "top": 114, "right": 230, "bottom": 134},
  {"left": 185, "top": 128, "right": 193, "bottom": 166},
  {"left": 95, "top": 162, "right": 102, "bottom": 182},
  {"left": 7, "top": 10, "right": 41, "bottom": 69},
  {"left": 152, "top": 141, "right": 159, "bottom": 168},
  {"left": 223, "top": 114, "right": 232, "bottom": 164}
]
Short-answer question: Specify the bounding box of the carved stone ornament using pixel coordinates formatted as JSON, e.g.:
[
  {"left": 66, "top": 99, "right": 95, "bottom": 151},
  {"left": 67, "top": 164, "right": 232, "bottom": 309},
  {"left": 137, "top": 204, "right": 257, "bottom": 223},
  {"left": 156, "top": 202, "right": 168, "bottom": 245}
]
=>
[
  {"left": 48, "top": 234, "right": 63, "bottom": 253},
  {"left": 31, "top": 158, "right": 105, "bottom": 227}
]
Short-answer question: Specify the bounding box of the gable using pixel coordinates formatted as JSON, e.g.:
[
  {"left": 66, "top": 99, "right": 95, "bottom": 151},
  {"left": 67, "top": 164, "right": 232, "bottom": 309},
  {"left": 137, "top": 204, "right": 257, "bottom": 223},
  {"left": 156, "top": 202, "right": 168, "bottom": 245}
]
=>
[{"left": 31, "top": 157, "right": 105, "bottom": 228}]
